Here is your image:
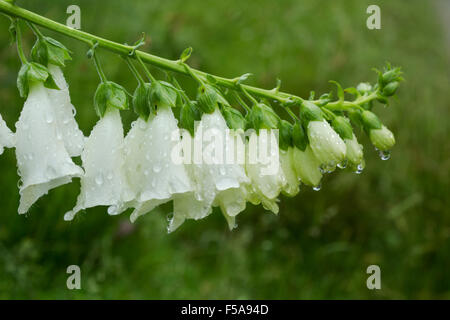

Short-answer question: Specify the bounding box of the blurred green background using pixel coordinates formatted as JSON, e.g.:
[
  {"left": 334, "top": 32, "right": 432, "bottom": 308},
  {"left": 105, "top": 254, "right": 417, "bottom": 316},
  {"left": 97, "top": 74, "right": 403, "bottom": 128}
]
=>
[{"left": 0, "top": 0, "right": 449, "bottom": 299}]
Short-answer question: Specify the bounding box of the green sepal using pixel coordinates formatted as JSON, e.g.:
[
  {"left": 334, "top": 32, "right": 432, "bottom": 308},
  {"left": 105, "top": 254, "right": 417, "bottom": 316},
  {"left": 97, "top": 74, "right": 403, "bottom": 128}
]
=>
[
  {"left": 31, "top": 36, "right": 72, "bottom": 67},
  {"left": 149, "top": 80, "right": 178, "bottom": 108},
  {"left": 17, "top": 62, "right": 59, "bottom": 98},
  {"left": 381, "top": 81, "right": 399, "bottom": 97},
  {"left": 348, "top": 109, "right": 363, "bottom": 129},
  {"left": 221, "top": 106, "right": 246, "bottom": 130},
  {"left": 196, "top": 84, "right": 230, "bottom": 114},
  {"left": 292, "top": 120, "right": 308, "bottom": 151},
  {"left": 180, "top": 101, "right": 201, "bottom": 136},
  {"left": 94, "top": 81, "right": 129, "bottom": 117},
  {"left": 247, "top": 103, "right": 279, "bottom": 132},
  {"left": 331, "top": 116, "right": 353, "bottom": 140},
  {"left": 361, "top": 110, "right": 382, "bottom": 132},
  {"left": 299, "top": 100, "right": 324, "bottom": 126},
  {"left": 132, "top": 82, "right": 153, "bottom": 120},
  {"left": 279, "top": 120, "right": 293, "bottom": 151}
]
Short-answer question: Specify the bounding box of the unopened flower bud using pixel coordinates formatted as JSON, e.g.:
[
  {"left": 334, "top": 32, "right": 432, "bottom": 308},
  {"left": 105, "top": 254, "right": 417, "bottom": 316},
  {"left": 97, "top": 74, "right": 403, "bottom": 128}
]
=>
[
  {"left": 369, "top": 125, "right": 395, "bottom": 151},
  {"left": 307, "top": 119, "right": 346, "bottom": 168}
]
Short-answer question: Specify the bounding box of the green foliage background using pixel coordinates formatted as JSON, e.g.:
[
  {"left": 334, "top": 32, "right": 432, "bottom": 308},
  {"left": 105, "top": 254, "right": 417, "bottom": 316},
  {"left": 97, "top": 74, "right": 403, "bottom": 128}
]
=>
[{"left": 0, "top": 0, "right": 449, "bottom": 299}]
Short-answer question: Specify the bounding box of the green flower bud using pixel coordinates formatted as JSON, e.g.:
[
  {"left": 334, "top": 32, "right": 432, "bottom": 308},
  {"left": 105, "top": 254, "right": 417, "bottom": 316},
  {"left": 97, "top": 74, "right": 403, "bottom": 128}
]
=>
[
  {"left": 381, "top": 69, "right": 398, "bottom": 85},
  {"left": 382, "top": 81, "right": 399, "bottom": 97},
  {"left": 221, "top": 106, "right": 246, "bottom": 130},
  {"left": 292, "top": 120, "right": 308, "bottom": 151},
  {"left": 246, "top": 103, "right": 279, "bottom": 132},
  {"left": 344, "top": 134, "right": 364, "bottom": 166},
  {"left": 279, "top": 120, "right": 293, "bottom": 151},
  {"left": 180, "top": 101, "right": 201, "bottom": 136},
  {"left": 292, "top": 146, "right": 322, "bottom": 187},
  {"left": 331, "top": 116, "right": 353, "bottom": 140},
  {"left": 361, "top": 110, "right": 382, "bottom": 131},
  {"left": 299, "top": 100, "right": 324, "bottom": 126},
  {"left": 31, "top": 36, "right": 72, "bottom": 67},
  {"left": 369, "top": 125, "right": 395, "bottom": 151},
  {"left": 16, "top": 62, "right": 59, "bottom": 98},
  {"left": 94, "top": 81, "right": 129, "bottom": 117},
  {"left": 149, "top": 80, "right": 178, "bottom": 108},
  {"left": 132, "top": 83, "right": 153, "bottom": 120},
  {"left": 280, "top": 147, "right": 299, "bottom": 197},
  {"left": 307, "top": 120, "right": 346, "bottom": 168}
]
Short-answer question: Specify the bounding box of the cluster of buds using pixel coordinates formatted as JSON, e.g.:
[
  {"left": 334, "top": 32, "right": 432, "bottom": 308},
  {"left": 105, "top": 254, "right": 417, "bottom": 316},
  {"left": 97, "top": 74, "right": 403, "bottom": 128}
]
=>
[{"left": 2, "top": 20, "right": 402, "bottom": 232}]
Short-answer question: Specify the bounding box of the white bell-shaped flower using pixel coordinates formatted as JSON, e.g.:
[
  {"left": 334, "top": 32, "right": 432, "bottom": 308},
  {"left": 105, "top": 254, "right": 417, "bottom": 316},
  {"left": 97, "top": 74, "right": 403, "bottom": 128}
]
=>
[
  {"left": 0, "top": 114, "right": 15, "bottom": 155},
  {"left": 280, "top": 147, "right": 300, "bottom": 197},
  {"left": 64, "top": 108, "right": 134, "bottom": 221},
  {"left": 168, "top": 132, "right": 215, "bottom": 232},
  {"left": 169, "top": 109, "right": 250, "bottom": 232},
  {"left": 292, "top": 145, "right": 323, "bottom": 188},
  {"left": 307, "top": 119, "right": 346, "bottom": 171},
  {"left": 191, "top": 109, "right": 249, "bottom": 223},
  {"left": 125, "top": 107, "right": 192, "bottom": 223},
  {"left": 15, "top": 83, "right": 83, "bottom": 214},
  {"left": 245, "top": 129, "right": 285, "bottom": 212},
  {"left": 47, "top": 64, "right": 85, "bottom": 157}
]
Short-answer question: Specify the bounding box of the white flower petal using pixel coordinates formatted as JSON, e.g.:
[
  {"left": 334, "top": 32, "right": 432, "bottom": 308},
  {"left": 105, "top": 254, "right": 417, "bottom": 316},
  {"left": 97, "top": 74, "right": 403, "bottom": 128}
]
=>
[
  {"left": 15, "top": 83, "right": 83, "bottom": 214},
  {"left": 124, "top": 107, "right": 192, "bottom": 221},
  {"left": 245, "top": 130, "right": 285, "bottom": 200},
  {"left": 0, "top": 113, "right": 15, "bottom": 155},
  {"left": 47, "top": 65, "right": 85, "bottom": 157},
  {"left": 64, "top": 108, "right": 134, "bottom": 221}
]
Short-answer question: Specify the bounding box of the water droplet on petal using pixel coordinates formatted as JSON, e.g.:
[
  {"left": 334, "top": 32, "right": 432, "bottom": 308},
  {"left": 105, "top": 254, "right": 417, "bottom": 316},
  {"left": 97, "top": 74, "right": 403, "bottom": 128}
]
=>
[
  {"left": 45, "top": 114, "right": 54, "bottom": 124},
  {"left": 312, "top": 183, "right": 322, "bottom": 191},
  {"left": 355, "top": 164, "right": 364, "bottom": 174},
  {"left": 153, "top": 165, "right": 161, "bottom": 173},
  {"left": 95, "top": 174, "right": 104, "bottom": 186},
  {"left": 378, "top": 150, "right": 391, "bottom": 160}
]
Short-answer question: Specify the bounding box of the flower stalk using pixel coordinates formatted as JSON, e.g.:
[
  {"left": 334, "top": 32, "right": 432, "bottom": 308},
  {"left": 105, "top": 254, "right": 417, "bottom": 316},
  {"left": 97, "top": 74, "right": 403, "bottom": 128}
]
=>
[{"left": 0, "top": 0, "right": 381, "bottom": 112}]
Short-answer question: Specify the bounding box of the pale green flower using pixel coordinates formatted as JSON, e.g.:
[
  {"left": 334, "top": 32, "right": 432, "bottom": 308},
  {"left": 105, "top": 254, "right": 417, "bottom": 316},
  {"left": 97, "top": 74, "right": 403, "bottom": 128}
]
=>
[
  {"left": 344, "top": 133, "right": 364, "bottom": 166},
  {"left": 369, "top": 125, "right": 395, "bottom": 151},
  {"left": 280, "top": 147, "right": 300, "bottom": 197},
  {"left": 307, "top": 120, "right": 346, "bottom": 170},
  {"left": 292, "top": 146, "right": 322, "bottom": 187}
]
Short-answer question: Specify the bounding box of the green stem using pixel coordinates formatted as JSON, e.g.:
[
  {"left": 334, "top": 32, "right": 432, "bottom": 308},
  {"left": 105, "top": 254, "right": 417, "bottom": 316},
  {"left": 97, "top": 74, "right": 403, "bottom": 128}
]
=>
[
  {"left": 92, "top": 50, "right": 107, "bottom": 83},
  {"left": 26, "top": 21, "right": 43, "bottom": 38},
  {"left": 238, "top": 84, "right": 259, "bottom": 106},
  {"left": 0, "top": 0, "right": 381, "bottom": 112},
  {"left": 232, "top": 91, "right": 251, "bottom": 113},
  {"left": 285, "top": 106, "right": 299, "bottom": 121},
  {"left": 135, "top": 54, "right": 156, "bottom": 83},
  {"left": 124, "top": 56, "right": 145, "bottom": 85},
  {"left": 0, "top": 0, "right": 294, "bottom": 101},
  {"left": 171, "top": 76, "right": 193, "bottom": 105},
  {"left": 14, "top": 19, "right": 27, "bottom": 64}
]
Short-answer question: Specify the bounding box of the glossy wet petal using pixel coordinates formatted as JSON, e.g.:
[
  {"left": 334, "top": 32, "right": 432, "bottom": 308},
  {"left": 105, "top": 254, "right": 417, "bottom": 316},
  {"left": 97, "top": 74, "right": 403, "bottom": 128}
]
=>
[
  {"left": 15, "top": 83, "right": 83, "bottom": 214},
  {"left": 64, "top": 108, "right": 134, "bottom": 221}
]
